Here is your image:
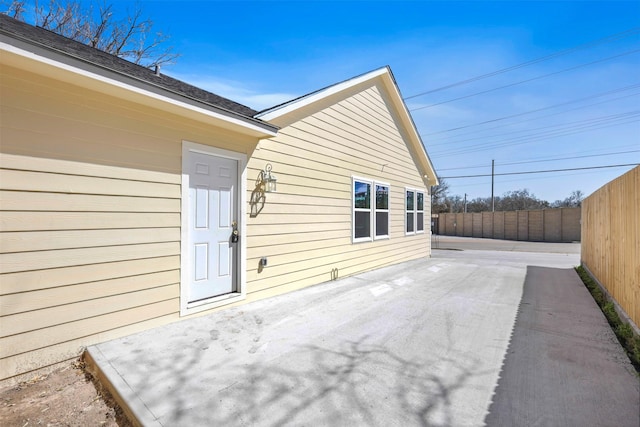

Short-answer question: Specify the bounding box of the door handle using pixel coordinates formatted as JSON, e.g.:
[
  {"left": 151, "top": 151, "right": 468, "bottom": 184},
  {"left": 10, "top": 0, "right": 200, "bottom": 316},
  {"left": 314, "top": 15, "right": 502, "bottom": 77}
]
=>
[{"left": 231, "top": 220, "right": 239, "bottom": 243}]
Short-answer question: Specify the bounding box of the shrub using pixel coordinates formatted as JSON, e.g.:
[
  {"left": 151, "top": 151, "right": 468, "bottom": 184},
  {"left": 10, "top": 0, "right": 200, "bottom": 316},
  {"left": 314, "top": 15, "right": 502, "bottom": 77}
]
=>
[
  {"left": 616, "top": 323, "right": 634, "bottom": 340},
  {"left": 602, "top": 301, "right": 621, "bottom": 326}
]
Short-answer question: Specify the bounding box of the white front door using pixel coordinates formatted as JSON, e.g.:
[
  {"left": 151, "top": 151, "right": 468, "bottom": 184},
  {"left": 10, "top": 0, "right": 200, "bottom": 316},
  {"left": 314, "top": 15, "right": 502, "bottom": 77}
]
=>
[{"left": 186, "top": 151, "right": 238, "bottom": 302}]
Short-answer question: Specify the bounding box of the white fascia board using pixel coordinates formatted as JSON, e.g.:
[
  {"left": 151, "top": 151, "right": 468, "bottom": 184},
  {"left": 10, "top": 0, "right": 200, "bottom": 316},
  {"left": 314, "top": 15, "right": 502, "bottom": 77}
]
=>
[
  {"left": 0, "top": 40, "right": 277, "bottom": 138},
  {"left": 256, "top": 67, "right": 389, "bottom": 121},
  {"left": 381, "top": 74, "right": 439, "bottom": 187},
  {"left": 256, "top": 65, "right": 438, "bottom": 185}
]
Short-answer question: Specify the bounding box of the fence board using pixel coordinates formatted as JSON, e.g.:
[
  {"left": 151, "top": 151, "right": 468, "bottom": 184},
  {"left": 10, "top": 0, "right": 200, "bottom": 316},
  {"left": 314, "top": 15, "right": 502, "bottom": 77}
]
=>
[
  {"left": 493, "top": 212, "right": 505, "bottom": 240},
  {"left": 582, "top": 166, "right": 639, "bottom": 328},
  {"left": 472, "top": 213, "right": 483, "bottom": 236},
  {"left": 482, "top": 212, "right": 493, "bottom": 238},
  {"left": 504, "top": 212, "right": 517, "bottom": 240},
  {"left": 435, "top": 208, "right": 581, "bottom": 242},
  {"left": 562, "top": 208, "right": 581, "bottom": 241},
  {"left": 517, "top": 211, "right": 528, "bottom": 241},
  {"left": 544, "top": 209, "right": 562, "bottom": 242},
  {"left": 463, "top": 214, "right": 473, "bottom": 237},
  {"left": 529, "top": 210, "right": 544, "bottom": 242},
  {"left": 456, "top": 213, "right": 464, "bottom": 236}
]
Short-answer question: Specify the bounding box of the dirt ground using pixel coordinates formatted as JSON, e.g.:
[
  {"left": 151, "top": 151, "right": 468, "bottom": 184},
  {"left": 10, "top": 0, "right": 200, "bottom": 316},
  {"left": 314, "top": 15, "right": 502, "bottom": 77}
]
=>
[{"left": 0, "top": 359, "right": 131, "bottom": 426}]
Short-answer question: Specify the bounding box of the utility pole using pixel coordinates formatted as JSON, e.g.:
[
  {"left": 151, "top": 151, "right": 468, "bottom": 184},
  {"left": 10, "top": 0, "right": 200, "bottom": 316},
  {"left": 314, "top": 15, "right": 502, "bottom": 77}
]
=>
[
  {"left": 464, "top": 193, "right": 467, "bottom": 213},
  {"left": 491, "top": 159, "right": 495, "bottom": 212}
]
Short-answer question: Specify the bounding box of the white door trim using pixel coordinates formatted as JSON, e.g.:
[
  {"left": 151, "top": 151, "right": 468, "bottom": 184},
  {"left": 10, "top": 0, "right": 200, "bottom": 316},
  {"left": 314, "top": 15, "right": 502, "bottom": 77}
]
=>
[{"left": 180, "top": 141, "right": 247, "bottom": 316}]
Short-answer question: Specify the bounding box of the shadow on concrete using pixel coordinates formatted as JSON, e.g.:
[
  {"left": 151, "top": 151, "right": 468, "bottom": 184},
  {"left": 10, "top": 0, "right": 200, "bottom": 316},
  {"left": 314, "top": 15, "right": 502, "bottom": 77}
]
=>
[
  {"left": 200, "top": 335, "right": 482, "bottom": 426},
  {"left": 98, "top": 312, "right": 490, "bottom": 426},
  {"left": 484, "top": 266, "right": 640, "bottom": 427}
]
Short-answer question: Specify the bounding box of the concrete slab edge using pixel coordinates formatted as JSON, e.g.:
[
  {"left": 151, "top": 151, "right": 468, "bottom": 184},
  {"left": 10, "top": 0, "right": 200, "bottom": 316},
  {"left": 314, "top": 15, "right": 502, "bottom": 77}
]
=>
[
  {"left": 580, "top": 262, "right": 640, "bottom": 336},
  {"left": 83, "top": 347, "right": 161, "bottom": 427}
]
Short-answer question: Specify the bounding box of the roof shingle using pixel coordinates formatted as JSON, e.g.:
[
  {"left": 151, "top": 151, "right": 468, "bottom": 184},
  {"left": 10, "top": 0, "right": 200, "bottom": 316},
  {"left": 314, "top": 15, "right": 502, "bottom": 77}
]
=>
[{"left": 0, "top": 13, "right": 259, "bottom": 118}]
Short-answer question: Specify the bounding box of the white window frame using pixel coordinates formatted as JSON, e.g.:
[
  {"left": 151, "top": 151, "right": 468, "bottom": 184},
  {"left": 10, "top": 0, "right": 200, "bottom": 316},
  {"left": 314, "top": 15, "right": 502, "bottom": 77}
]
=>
[
  {"left": 353, "top": 177, "right": 373, "bottom": 243},
  {"left": 405, "top": 187, "right": 426, "bottom": 235},
  {"left": 374, "top": 181, "right": 390, "bottom": 240},
  {"left": 416, "top": 190, "right": 425, "bottom": 234},
  {"left": 352, "top": 176, "right": 390, "bottom": 243}
]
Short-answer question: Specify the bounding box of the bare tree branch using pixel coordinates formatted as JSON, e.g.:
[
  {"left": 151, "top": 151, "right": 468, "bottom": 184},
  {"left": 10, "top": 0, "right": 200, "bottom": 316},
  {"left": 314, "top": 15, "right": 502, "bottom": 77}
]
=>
[
  {"left": 2, "top": 0, "right": 179, "bottom": 68},
  {"left": 2, "top": 0, "right": 26, "bottom": 20}
]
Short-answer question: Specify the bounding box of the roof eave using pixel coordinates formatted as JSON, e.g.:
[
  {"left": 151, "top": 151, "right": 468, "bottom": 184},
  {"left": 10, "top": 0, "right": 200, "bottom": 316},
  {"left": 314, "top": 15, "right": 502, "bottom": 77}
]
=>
[
  {"left": 256, "top": 67, "right": 389, "bottom": 122},
  {"left": 380, "top": 69, "right": 440, "bottom": 187},
  {"left": 0, "top": 36, "right": 278, "bottom": 138},
  {"left": 256, "top": 66, "right": 438, "bottom": 186}
]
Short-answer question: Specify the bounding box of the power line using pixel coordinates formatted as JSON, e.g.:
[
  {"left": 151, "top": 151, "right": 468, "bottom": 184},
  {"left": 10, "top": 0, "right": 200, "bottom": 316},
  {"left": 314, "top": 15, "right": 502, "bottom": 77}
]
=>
[
  {"left": 404, "top": 27, "right": 640, "bottom": 100},
  {"left": 448, "top": 169, "right": 617, "bottom": 192},
  {"left": 498, "top": 150, "right": 640, "bottom": 167},
  {"left": 440, "top": 163, "right": 639, "bottom": 179},
  {"left": 432, "top": 143, "right": 640, "bottom": 171},
  {"left": 429, "top": 110, "right": 640, "bottom": 148},
  {"left": 449, "top": 169, "right": 602, "bottom": 189},
  {"left": 421, "top": 83, "right": 640, "bottom": 136},
  {"left": 431, "top": 115, "right": 640, "bottom": 157},
  {"left": 410, "top": 49, "right": 640, "bottom": 112},
  {"left": 436, "top": 150, "right": 640, "bottom": 171},
  {"left": 426, "top": 90, "right": 640, "bottom": 144}
]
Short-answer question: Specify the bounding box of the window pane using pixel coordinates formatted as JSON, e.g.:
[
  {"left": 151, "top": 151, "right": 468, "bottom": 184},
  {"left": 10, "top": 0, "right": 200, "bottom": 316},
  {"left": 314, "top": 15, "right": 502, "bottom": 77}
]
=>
[
  {"left": 355, "top": 211, "right": 371, "bottom": 238},
  {"left": 406, "top": 212, "right": 414, "bottom": 233},
  {"left": 354, "top": 181, "right": 370, "bottom": 209},
  {"left": 417, "top": 193, "right": 424, "bottom": 211},
  {"left": 376, "top": 185, "right": 389, "bottom": 210},
  {"left": 376, "top": 212, "right": 389, "bottom": 236},
  {"left": 417, "top": 212, "right": 424, "bottom": 231},
  {"left": 406, "top": 191, "right": 415, "bottom": 210}
]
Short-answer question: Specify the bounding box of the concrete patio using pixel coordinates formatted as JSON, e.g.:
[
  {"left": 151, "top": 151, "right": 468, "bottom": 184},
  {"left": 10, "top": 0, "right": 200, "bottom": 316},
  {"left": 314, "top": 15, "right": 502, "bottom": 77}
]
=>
[{"left": 86, "top": 239, "right": 639, "bottom": 426}]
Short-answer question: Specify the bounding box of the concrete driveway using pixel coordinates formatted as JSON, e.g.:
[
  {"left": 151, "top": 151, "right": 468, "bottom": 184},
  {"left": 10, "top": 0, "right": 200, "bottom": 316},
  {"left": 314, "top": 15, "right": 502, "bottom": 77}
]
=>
[
  {"left": 431, "top": 235, "right": 581, "bottom": 254},
  {"left": 86, "top": 239, "right": 639, "bottom": 426}
]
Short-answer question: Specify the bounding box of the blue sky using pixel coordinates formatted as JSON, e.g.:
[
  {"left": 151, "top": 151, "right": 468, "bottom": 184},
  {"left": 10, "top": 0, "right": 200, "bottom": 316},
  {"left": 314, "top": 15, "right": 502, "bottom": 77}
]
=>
[{"left": 99, "top": 1, "right": 640, "bottom": 201}]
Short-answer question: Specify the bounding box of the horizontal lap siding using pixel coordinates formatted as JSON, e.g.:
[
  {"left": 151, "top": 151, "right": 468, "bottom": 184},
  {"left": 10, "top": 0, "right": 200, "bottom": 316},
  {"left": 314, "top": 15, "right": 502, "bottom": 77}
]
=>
[
  {"left": 0, "top": 65, "right": 255, "bottom": 381},
  {"left": 0, "top": 164, "right": 182, "bottom": 381},
  {"left": 246, "top": 84, "right": 430, "bottom": 296}
]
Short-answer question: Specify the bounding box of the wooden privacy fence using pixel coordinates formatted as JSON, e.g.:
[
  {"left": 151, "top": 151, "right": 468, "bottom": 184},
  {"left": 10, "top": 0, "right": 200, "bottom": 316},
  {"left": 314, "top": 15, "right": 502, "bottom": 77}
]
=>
[
  {"left": 435, "top": 207, "right": 581, "bottom": 242},
  {"left": 582, "top": 166, "right": 639, "bottom": 328}
]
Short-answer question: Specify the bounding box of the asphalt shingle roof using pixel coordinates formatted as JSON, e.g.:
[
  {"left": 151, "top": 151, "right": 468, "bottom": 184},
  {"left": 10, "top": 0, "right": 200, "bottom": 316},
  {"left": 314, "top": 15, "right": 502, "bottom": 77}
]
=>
[{"left": 0, "top": 13, "right": 259, "bottom": 118}]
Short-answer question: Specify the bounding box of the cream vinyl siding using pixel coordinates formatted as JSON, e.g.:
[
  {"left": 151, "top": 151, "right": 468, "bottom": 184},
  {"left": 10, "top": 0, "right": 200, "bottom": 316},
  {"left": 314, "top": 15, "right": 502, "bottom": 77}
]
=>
[
  {"left": 0, "top": 64, "right": 256, "bottom": 382},
  {"left": 246, "top": 83, "right": 430, "bottom": 297}
]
